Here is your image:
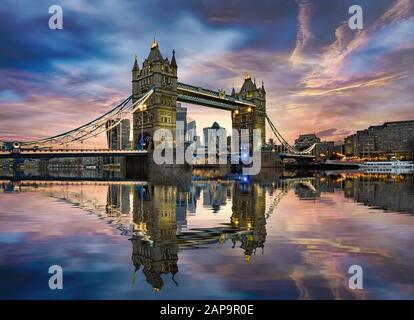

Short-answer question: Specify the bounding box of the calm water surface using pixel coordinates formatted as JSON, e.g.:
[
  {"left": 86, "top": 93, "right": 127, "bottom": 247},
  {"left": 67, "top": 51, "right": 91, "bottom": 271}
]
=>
[{"left": 0, "top": 170, "right": 413, "bottom": 299}]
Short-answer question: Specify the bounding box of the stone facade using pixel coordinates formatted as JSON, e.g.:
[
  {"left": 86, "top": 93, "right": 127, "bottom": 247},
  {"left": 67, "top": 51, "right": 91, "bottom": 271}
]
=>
[
  {"left": 231, "top": 75, "right": 266, "bottom": 150},
  {"left": 344, "top": 120, "right": 414, "bottom": 159},
  {"left": 131, "top": 40, "right": 178, "bottom": 149},
  {"left": 132, "top": 42, "right": 267, "bottom": 153}
]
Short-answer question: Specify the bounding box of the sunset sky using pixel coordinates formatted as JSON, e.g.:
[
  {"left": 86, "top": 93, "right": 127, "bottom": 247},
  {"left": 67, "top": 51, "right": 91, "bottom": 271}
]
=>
[{"left": 0, "top": 0, "right": 413, "bottom": 145}]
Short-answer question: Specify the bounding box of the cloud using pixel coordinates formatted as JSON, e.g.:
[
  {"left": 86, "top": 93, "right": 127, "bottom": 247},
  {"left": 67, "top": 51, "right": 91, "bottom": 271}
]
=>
[
  {"left": 289, "top": 0, "right": 313, "bottom": 66},
  {"left": 0, "top": 0, "right": 413, "bottom": 147},
  {"left": 300, "top": 0, "right": 414, "bottom": 95},
  {"left": 316, "top": 128, "right": 352, "bottom": 140},
  {"left": 296, "top": 72, "right": 409, "bottom": 97}
]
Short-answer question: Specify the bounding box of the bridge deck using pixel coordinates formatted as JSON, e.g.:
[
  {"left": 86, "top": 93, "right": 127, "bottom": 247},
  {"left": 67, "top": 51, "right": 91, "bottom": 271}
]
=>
[{"left": 177, "top": 82, "right": 255, "bottom": 111}]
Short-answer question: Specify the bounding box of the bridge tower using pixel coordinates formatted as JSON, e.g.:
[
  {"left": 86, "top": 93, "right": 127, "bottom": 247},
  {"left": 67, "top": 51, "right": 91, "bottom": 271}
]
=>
[
  {"left": 132, "top": 40, "right": 178, "bottom": 149},
  {"left": 231, "top": 74, "right": 266, "bottom": 150}
]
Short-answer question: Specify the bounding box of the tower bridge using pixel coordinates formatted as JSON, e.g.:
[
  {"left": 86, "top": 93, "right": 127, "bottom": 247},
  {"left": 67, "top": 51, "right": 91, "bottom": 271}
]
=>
[{"left": 0, "top": 39, "right": 316, "bottom": 166}]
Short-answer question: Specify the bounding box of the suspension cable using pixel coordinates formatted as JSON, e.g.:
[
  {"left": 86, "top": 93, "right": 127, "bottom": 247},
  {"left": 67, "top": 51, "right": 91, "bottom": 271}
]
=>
[
  {"left": 266, "top": 115, "right": 316, "bottom": 155},
  {"left": 20, "top": 89, "right": 154, "bottom": 148}
]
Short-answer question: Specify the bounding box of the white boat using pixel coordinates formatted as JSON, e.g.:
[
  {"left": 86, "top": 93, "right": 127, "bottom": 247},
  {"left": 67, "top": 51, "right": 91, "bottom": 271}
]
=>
[
  {"left": 360, "top": 160, "right": 414, "bottom": 169},
  {"left": 362, "top": 167, "right": 414, "bottom": 174}
]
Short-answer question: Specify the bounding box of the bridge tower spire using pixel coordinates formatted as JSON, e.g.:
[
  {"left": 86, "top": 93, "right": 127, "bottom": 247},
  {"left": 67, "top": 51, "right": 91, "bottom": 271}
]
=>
[
  {"left": 171, "top": 49, "right": 177, "bottom": 68},
  {"left": 132, "top": 53, "right": 140, "bottom": 80}
]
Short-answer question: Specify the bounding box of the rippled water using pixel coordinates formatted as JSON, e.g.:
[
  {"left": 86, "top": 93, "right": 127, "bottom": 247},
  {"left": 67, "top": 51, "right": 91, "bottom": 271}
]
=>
[{"left": 0, "top": 171, "right": 413, "bottom": 299}]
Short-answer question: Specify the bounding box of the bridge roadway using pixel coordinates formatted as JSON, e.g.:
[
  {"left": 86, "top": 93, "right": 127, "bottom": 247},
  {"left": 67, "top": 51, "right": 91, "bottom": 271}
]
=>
[{"left": 0, "top": 149, "right": 148, "bottom": 159}]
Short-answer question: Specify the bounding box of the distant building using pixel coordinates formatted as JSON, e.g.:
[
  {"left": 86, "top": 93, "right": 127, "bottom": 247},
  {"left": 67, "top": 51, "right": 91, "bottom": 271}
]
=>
[
  {"left": 344, "top": 134, "right": 357, "bottom": 157},
  {"left": 176, "top": 104, "right": 187, "bottom": 142},
  {"left": 344, "top": 120, "right": 414, "bottom": 159},
  {"left": 203, "top": 121, "right": 226, "bottom": 148},
  {"left": 294, "top": 134, "right": 321, "bottom": 151},
  {"left": 294, "top": 133, "right": 337, "bottom": 159},
  {"left": 334, "top": 143, "right": 345, "bottom": 155},
  {"left": 106, "top": 119, "right": 131, "bottom": 150},
  {"left": 187, "top": 120, "right": 196, "bottom": 142},
  {"left": 314, "top": 141, "right": 335, "bottom": 160},
  {"left": 106, "top": 120, "right": 118, "bottom": 150},
  {"left": 120, "top": 120, "right": 131, "bottom": 149}
]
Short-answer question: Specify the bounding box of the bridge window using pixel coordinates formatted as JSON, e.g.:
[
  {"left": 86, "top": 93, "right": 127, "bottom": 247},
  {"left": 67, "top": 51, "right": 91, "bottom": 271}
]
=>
[{"left": 161, "top": 116, "right": 172, "bottom": 123}]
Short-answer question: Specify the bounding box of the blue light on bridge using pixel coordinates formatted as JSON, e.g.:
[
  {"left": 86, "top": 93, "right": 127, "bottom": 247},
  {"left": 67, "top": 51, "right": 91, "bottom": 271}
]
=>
[{"left": 234, "top": 174, "right": 250, "bottom": 184}]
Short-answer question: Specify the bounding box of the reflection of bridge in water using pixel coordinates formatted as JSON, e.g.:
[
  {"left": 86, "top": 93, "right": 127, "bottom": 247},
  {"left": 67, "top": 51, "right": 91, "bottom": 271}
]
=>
[
  {"left": 1, "top": 172, "right": 413, "bottom": 291},
  {"left": 0, "top": 175, "right": 312, "bottom": 290}
]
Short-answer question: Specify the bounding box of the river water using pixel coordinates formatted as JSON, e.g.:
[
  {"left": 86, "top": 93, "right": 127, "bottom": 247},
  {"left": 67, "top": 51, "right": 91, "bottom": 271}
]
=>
[{"left": 0, "top": 170, "right": 413, "bottom": 299}]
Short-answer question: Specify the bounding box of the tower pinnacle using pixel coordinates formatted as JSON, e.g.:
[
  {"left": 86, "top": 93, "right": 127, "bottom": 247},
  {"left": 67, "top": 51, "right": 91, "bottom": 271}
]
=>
[
  {"left": 171, "top": 49, "right": 177, "bottom": 68},
  {"left": 132, "top": 53, "right": 139, "bottom": 71},
  {"left": 151, "top": 37, "right": 158, "bottom": 49}
]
